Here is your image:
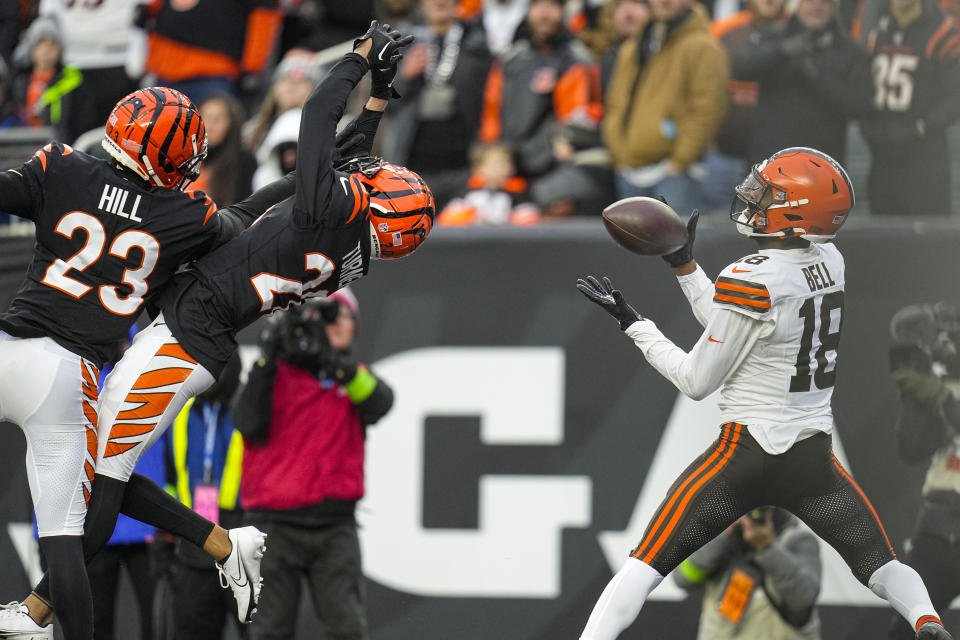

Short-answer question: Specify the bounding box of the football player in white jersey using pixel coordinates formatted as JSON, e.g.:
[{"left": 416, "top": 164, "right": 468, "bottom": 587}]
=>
[{"left": 576, "top": 147, "right": 953, "bottom": 640}]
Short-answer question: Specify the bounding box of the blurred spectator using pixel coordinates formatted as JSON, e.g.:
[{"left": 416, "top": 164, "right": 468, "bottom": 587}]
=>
[
  {"left": 193, "top": 92, "right": 257, "bottom": 207},
  {"left": 233, "top": 291, "right": 394, "bottom": 640},
  {"left": 383, "top": 0, "right": 492, "bottom": 209},
  {"left": 140, "top": 0, "right": 282, "bottom": 105},
  {"left": 887, "top": 303, "right": 960, "bottom": 639},
  {"left": 597, "top": 0, "right": 652, "bottom": 92},
  {"left": 165, "top": 355, "right": 246, "bottom": 640},
  {"left": 10, "top": 16, "right": 78, "bottom": 131},
  {"left": 243, "top": 51, "right": 323, "bottom": 152},
  {"left": 252, "top": 107, "right": 301, "bottom": 190},
  {"left": 35, "top": 0, "right": 140, "bottom": 143},
  {"left": 377, "top": 0, "right": 419, "bottom": 24},
  {"left": 0, "top": 57, "right": 16, "bottom": 127},
  {"left": 479, "top": 0, "right": 610, "bottom": 217},
  {"left": 860, "top": 0, "right": 960, "bottom": 216},
  {"left": 733, "top": 0, "right": 872, "bottom": 166},
  {"left": 437, "top": 142, "right": 542, "bottom": 225},
  {"left": 603, "top": 0, "right": 728, "bottom": 213},
  {"left": 483, "top": 0, "right": 532, "bottom": 56},
  {"left": 279, "top": 0, "right": 374, "bottom": 55},
  {"left": 674, "top": 507, "right": 823, "bottom": 639},
  {"left": 703, "top": 0, "right": 786, "bottom": 212}
]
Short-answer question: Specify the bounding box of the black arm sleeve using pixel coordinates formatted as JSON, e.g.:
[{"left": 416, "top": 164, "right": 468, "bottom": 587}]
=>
[
  {"left": 895, "top": 396, "right": 949, "bottom": 463},
  {"left": 293, "top": 52, "right": 370, "bottom": 228},
  {"left": 211, "top": 172, "right": 297, "bottom": 246},
  {"left": 356, "top": 375, "right": 394, "bottom": 426},
  {"left": 230, "top": 356, "right": 278, "bottom": 443},
  {"left": 0, "top": 169, "right": 37, "bottom": 220}
]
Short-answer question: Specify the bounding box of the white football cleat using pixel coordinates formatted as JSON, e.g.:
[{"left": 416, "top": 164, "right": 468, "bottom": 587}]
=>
[
  {"left": 216, "top": 526, "right": 267, "bottom": 623},
  {"left": 0, "top": 602, "right": 52, "bottom": 639}
]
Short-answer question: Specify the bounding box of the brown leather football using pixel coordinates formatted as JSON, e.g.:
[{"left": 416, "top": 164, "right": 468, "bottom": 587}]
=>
[{"left": 601, "top": 197, "right": 688, "bottom": 256}]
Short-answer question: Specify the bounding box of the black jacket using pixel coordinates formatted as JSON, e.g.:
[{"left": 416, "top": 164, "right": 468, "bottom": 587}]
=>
[{"left": 733, "top": 16, "right": 873, "bottom": 163}]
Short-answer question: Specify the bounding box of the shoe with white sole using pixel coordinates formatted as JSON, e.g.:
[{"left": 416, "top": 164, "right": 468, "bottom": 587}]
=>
[
  {"left": 216, "top": 526, "right": 267, "bottom": 623},
  {"left": 0, "top": 602, "right": 52, "bottom": 639}
]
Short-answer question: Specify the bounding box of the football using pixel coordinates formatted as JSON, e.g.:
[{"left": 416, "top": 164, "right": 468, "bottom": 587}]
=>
[{"left": 601, "top": 197, "right": 688, "bottom": 256}]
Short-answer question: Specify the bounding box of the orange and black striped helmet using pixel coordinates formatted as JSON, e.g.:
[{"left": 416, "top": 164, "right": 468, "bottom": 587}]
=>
[
  {"left": 730, "top": 147, "right": 854, "bottom": 242},
  {"left": 102, "top": 87, "right": 207, "bottom": 190},
  {"left": 347, "top": 157, "right": 435, "bottom": 259}
]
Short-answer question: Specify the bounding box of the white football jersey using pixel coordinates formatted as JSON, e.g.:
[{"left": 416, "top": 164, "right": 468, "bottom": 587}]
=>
[{"left": 713, "top": 243, "right": 845, "bottom": 452}]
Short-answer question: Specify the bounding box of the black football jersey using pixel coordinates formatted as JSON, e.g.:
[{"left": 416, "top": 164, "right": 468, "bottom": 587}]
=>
[
  {"left": 868, "top": 11, "right": 960, "bottom": 123},
  {"left": 160, "top": 52, "right": 375, "bottom": 375},
  {"left": 0, "top": 143, "right": 264, "bottom": 367}
]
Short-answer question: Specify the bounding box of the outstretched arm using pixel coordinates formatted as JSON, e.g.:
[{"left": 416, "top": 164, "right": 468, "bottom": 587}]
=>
[{"left": 626, "top": 308, "right": 763, "bottom": 401}]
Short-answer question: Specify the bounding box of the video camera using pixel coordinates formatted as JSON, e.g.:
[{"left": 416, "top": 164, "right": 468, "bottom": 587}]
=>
[
  {"left": 263, "top": 298, "right": 341, "bottom": 370},
  {"left": 889, "top": 302, "right": 960, "bottom": 375}
]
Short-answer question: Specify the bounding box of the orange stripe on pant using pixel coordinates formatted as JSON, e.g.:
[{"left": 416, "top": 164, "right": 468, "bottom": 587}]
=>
[
  {"left": 639, "top": 424, "right": 743, "bottom": 564},
  {"left": 831, "top": 454, "right": 896, "bottom": 556},
  {"left": 632, "top": 423, "right": 741, "bottom": 560}
]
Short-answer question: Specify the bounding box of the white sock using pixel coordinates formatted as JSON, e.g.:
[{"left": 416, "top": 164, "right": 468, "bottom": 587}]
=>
[
  {"left": 868, "top": 559, "right": 940, "bottom": 631},
  {"left": 580, "top": 557, "right": 664, "bottom": 640}
]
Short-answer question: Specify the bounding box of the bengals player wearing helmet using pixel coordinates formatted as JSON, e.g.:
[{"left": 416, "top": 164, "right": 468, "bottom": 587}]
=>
[
  {"left": 576, "top": 148, "right": 953, "bottom": 640},
  {"left": 11, "top": 21, "right": 428, "bottom": 635},
  {"left": 0, "top": 87, "right": 298, "bottom": 639}
]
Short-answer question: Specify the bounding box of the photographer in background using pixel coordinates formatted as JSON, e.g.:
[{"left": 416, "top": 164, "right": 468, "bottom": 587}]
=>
[
  {"left": 232, "top": 288, "right": 393, "bottom": 640},
  {"left": 888, "top": 303, "right": 960, "bottom": 639},
  {"left": 674, "top": 506, "right": 823, "bottom": 639}
]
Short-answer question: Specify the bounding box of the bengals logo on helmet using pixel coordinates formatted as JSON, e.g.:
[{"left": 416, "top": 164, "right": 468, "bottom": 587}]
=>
[
  {"left": 346, "top": 157, "right": 435, "bottom": 259},
  {"left": 730, "top": 147, "right": 855, "bottom": 243},
  {"left": 102, "top": 87, "right": 208, "bottom": 190}
]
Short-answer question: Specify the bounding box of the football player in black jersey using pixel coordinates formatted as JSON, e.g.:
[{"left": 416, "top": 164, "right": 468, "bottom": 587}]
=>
[
  {"left": 0, "top": 86, "right": 295, "bottom": 639},
  {"left": 6, "top": 21, "right": 429, "bottom": 637},
  {"left": 861, "top": 0, "right": 960, "bottom": 215}
]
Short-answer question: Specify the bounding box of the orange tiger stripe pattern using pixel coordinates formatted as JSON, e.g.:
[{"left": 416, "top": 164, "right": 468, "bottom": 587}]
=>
[
  {"left": 79, "top": 360, "right": 100, "bottom": 505},
  {"left": 632, "top": 423, "right": 743, "bottom": 564},
  {"left": 102, "top": 338, "right": 198, "bottom": 459}
]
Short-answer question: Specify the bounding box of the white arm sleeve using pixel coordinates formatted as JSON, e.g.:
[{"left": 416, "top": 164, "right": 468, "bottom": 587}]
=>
[
  {"left": 676, "top": 265, "right": 714, "bottom": 328},
  {"left": 623, "top": 309, "right": 766, "bottom": 401}
]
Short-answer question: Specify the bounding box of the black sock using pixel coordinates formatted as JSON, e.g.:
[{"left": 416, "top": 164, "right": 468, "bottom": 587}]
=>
[
  {"left": 34, "top": 474, "right": 126, "bottom": 602},
  {"left": 121, "top": 472, "right": 215, "bottom": 549},
  {"left": 38, "top": 536, "right": 93, "bottom": 640}
]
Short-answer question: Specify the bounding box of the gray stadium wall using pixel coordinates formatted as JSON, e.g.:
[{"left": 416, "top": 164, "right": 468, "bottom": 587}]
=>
[{"left": 1, "top": 217, "right": 958, "bottom": 639}]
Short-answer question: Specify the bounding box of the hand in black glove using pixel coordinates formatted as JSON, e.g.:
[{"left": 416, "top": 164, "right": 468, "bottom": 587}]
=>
[
  {"left": 576, "top": 276, "right": 643, "bottom": 330},
  {"left": 324, "top": 352, "right": 360, "bottom": 385},
  {"left": 332, "top": 126, "right": 367, "bottom": 167},
  {"left": 662, "top": 207, "right": 699, "bottom": 268},
  {"left": 370, "top": 23, "right": 412, "bottom": 99},
  {"left": 354, "top": 20, "right": 416, "bottom": 71}
]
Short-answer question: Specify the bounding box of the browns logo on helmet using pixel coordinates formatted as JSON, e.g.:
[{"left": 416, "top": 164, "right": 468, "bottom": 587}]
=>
[
  {"left": 730, "top": 147, "right": 855, "bottom": 242},
  {"left": 102, "top": 87, "right": 208, "bottom": 191},
  {"left": 343, "top": 156, "right": 435, "bottom": 259}
]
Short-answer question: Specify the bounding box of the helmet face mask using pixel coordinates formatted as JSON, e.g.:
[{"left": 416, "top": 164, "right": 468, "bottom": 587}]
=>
[
  {"left": 728, "top": 147, "right": 854, "bottom": 243},
  {"left": 102, "top": 87, "right": 208, "bottom": 191}
]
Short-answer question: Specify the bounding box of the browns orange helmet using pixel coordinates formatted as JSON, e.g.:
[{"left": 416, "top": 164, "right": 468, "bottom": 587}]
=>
[
  {"left": 345, "top": 157, "right": 435, "bottom": 259},
  {"left": 102, "top": 87, "right": 207, "bottom": 190},
  {"left": 730, "top": 147, "right": 854, "bottom": 242}
]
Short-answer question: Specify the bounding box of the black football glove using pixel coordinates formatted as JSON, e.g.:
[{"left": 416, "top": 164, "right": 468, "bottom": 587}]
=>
[
  {"left": 332, "top": 127, "right": 367, "bottom": 167},
  {"left": 370, "top": 23, "right": 411, "bottom": 99},
  {"left": 354, "top": 20, "right": 416, "bottom": 71},
  {"left": 662, "top": 207, "right": 699, "bottom": 268},
  {"left": 577, "top": 276, "right": 642, "bottom": 330}
]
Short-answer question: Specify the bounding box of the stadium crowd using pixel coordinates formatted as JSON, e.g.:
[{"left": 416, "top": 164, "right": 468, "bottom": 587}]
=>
[{"left": 1, "top": 0, "right": 959, "bottom": 229}]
